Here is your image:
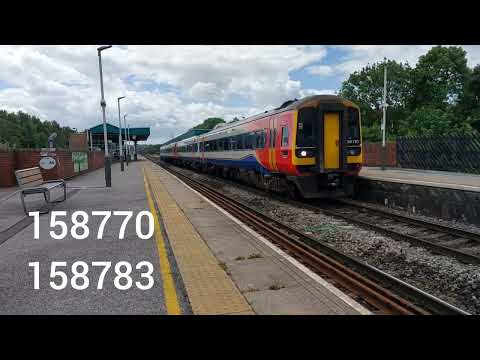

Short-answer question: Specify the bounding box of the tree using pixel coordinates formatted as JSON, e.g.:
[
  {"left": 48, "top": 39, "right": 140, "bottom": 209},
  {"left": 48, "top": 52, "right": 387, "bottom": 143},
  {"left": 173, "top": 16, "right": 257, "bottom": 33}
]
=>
[
  {"left": 404, "top": 106, "right": 473, "bottom": 136},
  {"left": 412, "top": 46, "right": 470, "bottom": 111},
  {"left": 0, "top": 109, "right": 73, "bottom": 149},
  {"left": 472, "top": 65, "right": 480, "bottom": 100},
  {"left": 338, "top": 59, "right": 413, "bottom": 140},
  {"left": 192, "top": 117, "right": 225, "bottom": 130}
]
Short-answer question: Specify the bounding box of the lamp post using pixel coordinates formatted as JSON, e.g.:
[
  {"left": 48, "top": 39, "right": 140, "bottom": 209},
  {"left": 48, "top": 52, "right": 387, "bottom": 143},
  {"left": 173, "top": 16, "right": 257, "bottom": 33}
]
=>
[
  {"left": 97, "top": 45, "right": 112, "bottom": 187},
  {"left": 381, "top": 61, "right": 388, "bottom": 170},
  {"left": 124, "top": 114, "right": 129, "bottom": 165},
  {"left": 117, "top": 96, "right": 126, "bottom": 171},
  {"left": 127, "top": 123, "right": 131, "bottom": 161}
]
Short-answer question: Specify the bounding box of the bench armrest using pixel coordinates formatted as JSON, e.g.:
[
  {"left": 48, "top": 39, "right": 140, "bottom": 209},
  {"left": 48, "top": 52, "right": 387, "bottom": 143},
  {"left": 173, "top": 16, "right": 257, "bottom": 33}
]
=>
[{"left": 43, "top": 179, "right": 65, "bottom": 184}]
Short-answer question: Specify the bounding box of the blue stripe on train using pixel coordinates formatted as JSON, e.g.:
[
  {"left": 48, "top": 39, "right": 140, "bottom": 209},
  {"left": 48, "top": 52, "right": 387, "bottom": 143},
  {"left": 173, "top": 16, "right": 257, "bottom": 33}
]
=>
[{"left": 167, "top": 154, "right": 270, "bottom": 175}]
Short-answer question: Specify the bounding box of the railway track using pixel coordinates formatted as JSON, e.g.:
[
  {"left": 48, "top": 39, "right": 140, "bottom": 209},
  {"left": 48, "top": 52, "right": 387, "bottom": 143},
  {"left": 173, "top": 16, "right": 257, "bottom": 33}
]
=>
[
  {"left": 307, "top": 199, "right": 480, "bottom": 266},
  {"left": 147, "top": 155, "right": 480, "bottom": 267},
  {"left": 148, "top": 157, "right": 468, "bottom": 315}
]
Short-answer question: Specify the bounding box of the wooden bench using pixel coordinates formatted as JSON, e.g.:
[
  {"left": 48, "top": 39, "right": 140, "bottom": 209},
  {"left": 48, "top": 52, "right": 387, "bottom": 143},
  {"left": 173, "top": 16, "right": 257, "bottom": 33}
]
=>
[{"left": 14, "top": 167, "right": 66, "bottom": 214}]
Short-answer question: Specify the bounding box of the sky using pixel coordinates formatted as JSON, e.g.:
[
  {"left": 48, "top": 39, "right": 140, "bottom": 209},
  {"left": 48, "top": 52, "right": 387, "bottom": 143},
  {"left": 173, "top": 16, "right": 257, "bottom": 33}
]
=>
[{"left": 1, "top": 45, "right": 480, "bottom": 144}]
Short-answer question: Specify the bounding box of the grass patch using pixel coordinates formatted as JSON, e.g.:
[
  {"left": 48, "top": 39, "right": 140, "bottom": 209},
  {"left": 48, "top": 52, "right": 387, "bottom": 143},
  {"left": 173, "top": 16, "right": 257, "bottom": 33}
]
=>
[
  {"left": 218, "top": 261, "right": 230, "bottom": 275},
  {"left": 268, "top": 282, "right": 285, "bottom": 291}
]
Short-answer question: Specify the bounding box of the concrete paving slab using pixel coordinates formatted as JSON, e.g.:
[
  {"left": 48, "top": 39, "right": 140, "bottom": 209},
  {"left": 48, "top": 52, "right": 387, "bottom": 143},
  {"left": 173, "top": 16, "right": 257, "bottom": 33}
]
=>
[
  {"left": 0, "top": 160, "right": 190, "bottom": 315},
  {"left": 361, "top": 166, "right": 480, "bottom": 192},
  {"left": 244, "top": 285, "right": 359, "bottom": 315},
  {"left": 227, "top": 257, "right": 299, "bottom": 292}
]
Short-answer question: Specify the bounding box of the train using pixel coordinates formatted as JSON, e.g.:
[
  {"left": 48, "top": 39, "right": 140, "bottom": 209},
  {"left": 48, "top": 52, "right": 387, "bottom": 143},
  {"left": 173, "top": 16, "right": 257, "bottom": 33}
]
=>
[{"left": 159, "top": 95, "right": 362, "bottom": 198}]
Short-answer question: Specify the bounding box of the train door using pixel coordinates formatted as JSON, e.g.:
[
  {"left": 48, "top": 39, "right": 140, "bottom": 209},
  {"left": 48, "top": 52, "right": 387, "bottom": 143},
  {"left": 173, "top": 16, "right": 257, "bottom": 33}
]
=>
[
  {"left": 200, "top": 137, "right": 205, "bottom": 162},
  {"left": 268, "top": 116, "right": 278, "bottom": 172},
  {"left": 275, "top": 114, "right": 291, "bottom": 173},
  {"left": 323, "top": 112, "right": 340, "bottom": 169}
]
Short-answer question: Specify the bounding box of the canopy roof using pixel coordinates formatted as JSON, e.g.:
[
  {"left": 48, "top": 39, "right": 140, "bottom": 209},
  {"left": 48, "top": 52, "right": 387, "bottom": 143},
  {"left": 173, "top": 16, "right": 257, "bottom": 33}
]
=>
[{"left": 89, "top": 123, "right": 150, "bottom": 141}]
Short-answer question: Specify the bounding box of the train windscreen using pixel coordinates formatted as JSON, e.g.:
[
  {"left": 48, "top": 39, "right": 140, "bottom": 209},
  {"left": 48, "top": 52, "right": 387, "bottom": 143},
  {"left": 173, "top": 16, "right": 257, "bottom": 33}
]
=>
[
  {"left": 296, "top": 107, "right": 316, "bottom": 148},
  {"left": 346, "top": 108, "right": 361, "bottom": 146}
]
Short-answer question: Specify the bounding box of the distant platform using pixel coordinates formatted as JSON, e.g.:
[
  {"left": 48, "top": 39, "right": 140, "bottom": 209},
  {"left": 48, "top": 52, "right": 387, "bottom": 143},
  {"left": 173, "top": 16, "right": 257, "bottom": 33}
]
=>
[
  {"left": 357, "top": 167, "right": 480, "bottom": 226},
  {"left": 360, "top": 167, "right": 480, "bottom": 193}
]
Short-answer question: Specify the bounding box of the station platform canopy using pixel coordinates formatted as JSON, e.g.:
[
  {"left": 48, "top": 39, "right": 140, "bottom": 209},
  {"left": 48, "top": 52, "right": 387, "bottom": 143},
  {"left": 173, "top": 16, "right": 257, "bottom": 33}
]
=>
[{"left": 89, "top": 123, "right": 150, "bottom": 142}]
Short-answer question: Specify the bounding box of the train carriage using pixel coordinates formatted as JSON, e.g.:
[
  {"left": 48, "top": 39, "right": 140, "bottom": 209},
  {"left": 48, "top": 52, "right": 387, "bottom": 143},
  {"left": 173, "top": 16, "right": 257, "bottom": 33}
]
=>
[{"left": 160, "top": 95, "right": 362, "bottom": 198}]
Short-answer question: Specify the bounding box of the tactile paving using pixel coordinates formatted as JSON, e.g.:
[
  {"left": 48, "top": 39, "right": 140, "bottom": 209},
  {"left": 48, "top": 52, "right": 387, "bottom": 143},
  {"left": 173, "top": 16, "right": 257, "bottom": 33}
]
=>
[{"left": 144, "top": 164, "right": 253, "bottom": 315}]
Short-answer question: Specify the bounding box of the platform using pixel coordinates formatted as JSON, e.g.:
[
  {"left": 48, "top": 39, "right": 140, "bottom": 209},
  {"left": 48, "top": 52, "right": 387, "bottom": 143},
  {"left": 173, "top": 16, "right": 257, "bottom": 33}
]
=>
[
  {"left": 358, "top": 167, "right": 480, "bottom": 226},
  {"left": 360, "top": 167, "right": 480, "bottom": 192},
  {"left": 0, "top": 158, "right": 369, "bottom": 315}
]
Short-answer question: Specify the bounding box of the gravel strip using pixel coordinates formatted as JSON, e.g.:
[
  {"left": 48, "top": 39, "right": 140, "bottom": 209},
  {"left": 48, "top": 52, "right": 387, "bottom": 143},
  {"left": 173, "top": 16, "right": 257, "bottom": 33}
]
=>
[
  {"left": 349, "top": 199, "right": 480, "bottom": 235},
  {"left": 169, "top": 164, "right": 480, "bottom": 314}
]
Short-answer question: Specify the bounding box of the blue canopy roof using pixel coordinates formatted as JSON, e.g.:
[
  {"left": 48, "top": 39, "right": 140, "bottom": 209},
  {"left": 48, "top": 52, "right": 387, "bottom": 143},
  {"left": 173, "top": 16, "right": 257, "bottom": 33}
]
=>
[{"left": 89, "top": 123, "right": 150, "bottom": 141}]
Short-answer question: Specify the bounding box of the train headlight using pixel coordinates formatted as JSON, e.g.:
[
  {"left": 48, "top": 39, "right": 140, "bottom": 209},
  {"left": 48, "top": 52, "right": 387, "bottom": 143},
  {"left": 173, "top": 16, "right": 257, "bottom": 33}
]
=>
[
  {"left": 347, "top": 147, "right": 361, "bottom": 156},
  {"left": 300, "top": 150, "right": 307, "bottom": 157}
]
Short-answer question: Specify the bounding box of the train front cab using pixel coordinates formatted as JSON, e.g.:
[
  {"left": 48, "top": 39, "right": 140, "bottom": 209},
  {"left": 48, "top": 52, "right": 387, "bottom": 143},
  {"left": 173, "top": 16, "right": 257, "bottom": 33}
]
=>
[{"left": 289, "top": 98, "right": 362, "bottom": 198}]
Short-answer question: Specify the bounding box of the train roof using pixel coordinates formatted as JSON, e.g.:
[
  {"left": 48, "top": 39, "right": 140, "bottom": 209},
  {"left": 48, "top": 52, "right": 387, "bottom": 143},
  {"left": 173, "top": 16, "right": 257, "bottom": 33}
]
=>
[{"left": 161, "top": 95, "right": 357, "bottom": 149}]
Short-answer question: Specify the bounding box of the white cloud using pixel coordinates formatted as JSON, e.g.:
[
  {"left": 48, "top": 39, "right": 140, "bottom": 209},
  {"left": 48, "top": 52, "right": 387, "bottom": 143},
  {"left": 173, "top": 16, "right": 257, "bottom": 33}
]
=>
[
  {"left": 299, "top": 88, "right": 336, "bottom": 97},
  {"left": 188, "top": 82, "right": 222, "bottom": 100},
  {"left": 0, "top": 45, "right": 329, "bottom": 144},
  {"left": 331, "top": 45, "right": 480, "bottom": 76},
  {"left": 306, "top": 65, "right": 334, "bottom": 76}
]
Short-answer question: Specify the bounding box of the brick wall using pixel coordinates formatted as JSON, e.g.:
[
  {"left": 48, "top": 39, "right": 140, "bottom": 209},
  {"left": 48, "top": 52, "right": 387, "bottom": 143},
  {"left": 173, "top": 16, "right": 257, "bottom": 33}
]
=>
[
  {"left": 0, "top": 149, "right": 105, "bottom": 187},
  {"left": 362, "top": 142, "right": 397, "bottom": 167},
  {"left": 88, "top": 151, "right": 105, "bottom": 171},
  {"left": 0, "top": 151, "right": 16, "bottom": 187},
  {"left": 16, "top": 150, "right": 54, "bottom": 181}
]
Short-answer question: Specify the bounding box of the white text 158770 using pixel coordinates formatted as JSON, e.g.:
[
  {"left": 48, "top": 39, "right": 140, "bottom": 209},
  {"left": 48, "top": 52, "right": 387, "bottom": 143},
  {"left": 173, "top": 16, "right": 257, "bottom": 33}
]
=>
[{"left": 28, "top": 211, "right": 154, "bottom": 240}]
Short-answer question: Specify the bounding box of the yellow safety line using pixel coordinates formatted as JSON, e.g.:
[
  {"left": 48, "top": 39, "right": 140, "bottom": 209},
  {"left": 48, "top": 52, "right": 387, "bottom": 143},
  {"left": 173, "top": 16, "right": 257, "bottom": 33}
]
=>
[{"left": 143, "top": 168, "right": 182, "bottom": 315}]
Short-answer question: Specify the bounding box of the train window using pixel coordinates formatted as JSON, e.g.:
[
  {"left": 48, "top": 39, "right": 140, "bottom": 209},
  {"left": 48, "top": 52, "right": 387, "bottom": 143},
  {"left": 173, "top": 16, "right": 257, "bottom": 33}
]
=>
[
  {"left": 296, "top": 107, "right": 316, "bottom": 148},
  {"left": 255, "top": 131, "right": 261, "bottom": 149},
  {"left": 246, "top": 132, "right": 253, "bottom": 149},
  {"left": 236, "top": 135, "right": 244, "bottom": 150},
  {"left": 281, "top": 127, "right": 289, "bottom": 147}
]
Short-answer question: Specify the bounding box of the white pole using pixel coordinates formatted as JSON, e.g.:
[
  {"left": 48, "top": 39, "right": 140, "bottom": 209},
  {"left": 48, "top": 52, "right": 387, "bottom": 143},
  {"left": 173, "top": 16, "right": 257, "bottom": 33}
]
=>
[
  {"left": 127, "top": 124, "right": 131, "bottom": 159},
  {"left": 117, "top": 96, "right": 125, "bottom": 171},
  {"left": 98, "top": 52, "right": 108, "bottom": 157},
  {"left": 97, "top": 45, "right": 112, "bottom": 187},
  {"left": 381, "top": 62, "right": 387, "bottom": 170}
]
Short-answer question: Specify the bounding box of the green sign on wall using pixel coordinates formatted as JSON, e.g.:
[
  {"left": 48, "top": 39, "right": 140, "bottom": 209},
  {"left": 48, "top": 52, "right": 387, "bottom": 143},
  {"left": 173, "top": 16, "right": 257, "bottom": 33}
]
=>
[{"left": 72, "top": 152, "right": 88, "bottom": 173}]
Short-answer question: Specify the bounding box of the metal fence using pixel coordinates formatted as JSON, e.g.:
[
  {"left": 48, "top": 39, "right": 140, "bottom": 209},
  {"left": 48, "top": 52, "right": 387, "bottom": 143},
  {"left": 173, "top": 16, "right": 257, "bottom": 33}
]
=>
[{"left": 397, "top": 134, "right": 480, "bottom": 174}]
